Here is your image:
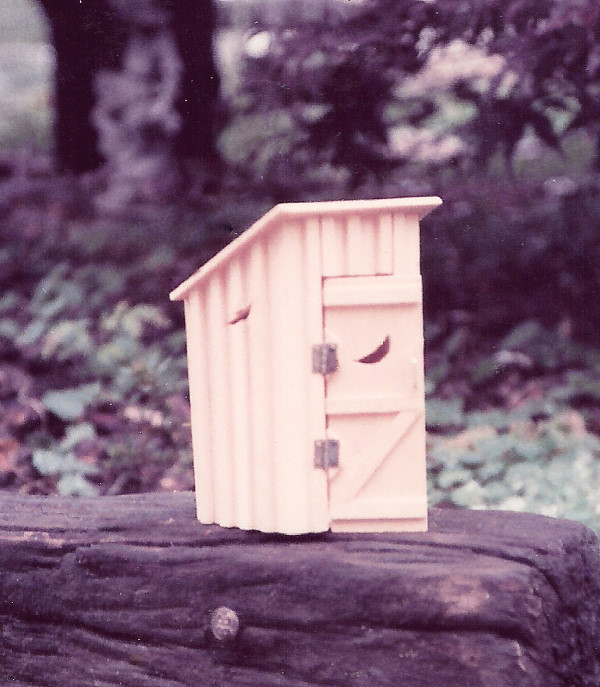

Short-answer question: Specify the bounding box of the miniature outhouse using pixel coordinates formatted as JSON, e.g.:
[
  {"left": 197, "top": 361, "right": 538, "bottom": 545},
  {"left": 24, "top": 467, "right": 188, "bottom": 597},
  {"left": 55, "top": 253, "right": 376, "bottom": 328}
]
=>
[{"left": 170, "top": 197, "right": 442, "bottom": 535}]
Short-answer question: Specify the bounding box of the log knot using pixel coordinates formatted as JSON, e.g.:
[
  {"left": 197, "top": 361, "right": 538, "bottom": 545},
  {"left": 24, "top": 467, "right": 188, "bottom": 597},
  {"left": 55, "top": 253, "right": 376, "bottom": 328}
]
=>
[{"left": 209, "top": 606, "right": 241, "bottom": 644}]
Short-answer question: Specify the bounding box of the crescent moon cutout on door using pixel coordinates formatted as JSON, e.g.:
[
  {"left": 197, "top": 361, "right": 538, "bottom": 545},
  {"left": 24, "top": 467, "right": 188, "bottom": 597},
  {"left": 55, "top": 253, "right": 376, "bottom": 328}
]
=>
[{"left": 357, "top": 335, "right": 390, "bottom": 364}]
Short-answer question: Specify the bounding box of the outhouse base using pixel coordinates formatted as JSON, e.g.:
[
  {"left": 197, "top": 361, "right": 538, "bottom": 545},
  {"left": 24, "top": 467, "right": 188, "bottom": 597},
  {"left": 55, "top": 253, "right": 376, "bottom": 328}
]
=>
[{"left": 330, "top": 515, "right": 428, "bottom": 533}]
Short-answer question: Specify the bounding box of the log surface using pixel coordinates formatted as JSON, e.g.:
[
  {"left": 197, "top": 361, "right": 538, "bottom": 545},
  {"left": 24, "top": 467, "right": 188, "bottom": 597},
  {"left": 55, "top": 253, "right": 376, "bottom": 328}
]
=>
[{"left": 0, "top": 492, "right": 599, "bottom": 687}]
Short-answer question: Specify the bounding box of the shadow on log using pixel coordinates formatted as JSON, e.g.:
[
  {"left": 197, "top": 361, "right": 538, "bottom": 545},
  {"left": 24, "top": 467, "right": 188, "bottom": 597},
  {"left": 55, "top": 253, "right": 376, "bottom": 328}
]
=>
[{"left": 0, "top": 492, "right": 599, "bottom": 686}]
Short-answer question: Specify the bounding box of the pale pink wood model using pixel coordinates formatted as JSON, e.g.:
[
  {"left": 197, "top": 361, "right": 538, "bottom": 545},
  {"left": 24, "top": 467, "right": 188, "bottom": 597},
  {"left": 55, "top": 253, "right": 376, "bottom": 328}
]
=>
[{"left": 170, "top": 197, "right": 442, "bottom": 534}]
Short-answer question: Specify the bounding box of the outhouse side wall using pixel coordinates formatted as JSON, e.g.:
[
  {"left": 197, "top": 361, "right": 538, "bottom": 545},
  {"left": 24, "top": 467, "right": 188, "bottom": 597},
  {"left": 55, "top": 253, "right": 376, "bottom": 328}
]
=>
[
  {"left": 394, "top": 209, "right": 427, "bottom": 523},
  {"left": 390, "top": 209, "right": 426, "bottom": 416},
  {"left": 182, "top": 216, "right": 329, "bottom": 535}
]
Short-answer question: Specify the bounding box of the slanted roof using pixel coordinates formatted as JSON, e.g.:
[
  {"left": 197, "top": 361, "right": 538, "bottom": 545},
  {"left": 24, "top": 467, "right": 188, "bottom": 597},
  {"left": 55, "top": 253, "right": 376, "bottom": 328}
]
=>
[{"left": 170, "top": 196, "right": 442, "bottom": 301}]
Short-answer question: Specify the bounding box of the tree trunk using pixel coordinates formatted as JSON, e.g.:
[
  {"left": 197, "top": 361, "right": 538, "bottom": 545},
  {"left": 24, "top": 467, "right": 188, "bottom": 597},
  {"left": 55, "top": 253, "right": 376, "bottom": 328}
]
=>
[
  {"left": 36, "top": 0, "right": 126, "bottom": 173},
  {"left": 0, "top": 492, "right": 599, "bottom": 686},
  {"left": 36, "top": 0, "right": 219, "bottom": 205}
]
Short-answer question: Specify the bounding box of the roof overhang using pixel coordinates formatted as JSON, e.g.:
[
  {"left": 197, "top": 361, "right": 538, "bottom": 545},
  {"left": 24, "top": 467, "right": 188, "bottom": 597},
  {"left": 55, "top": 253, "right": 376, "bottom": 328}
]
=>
[{"left": 170, "top": 196, "right": 442, "bottom": 301}]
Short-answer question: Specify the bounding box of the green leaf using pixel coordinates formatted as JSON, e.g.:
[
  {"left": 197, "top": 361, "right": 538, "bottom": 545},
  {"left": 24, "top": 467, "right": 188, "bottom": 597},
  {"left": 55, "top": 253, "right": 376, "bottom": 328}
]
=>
[
  {"left": 0, "top": 293, "right": 19, "bottom": 313},
  {"left": 529, "top": 109, "right": 560, "bottom": 149},
  {"left": 42, "top": 382, "right": 101, "bottom": 421},
  {"left": 470, "top": 356, "right": 499, "bottom": 386},
  {"left": 37, "top": 293, "right": 70, "bottom": 320},
  {"left": 100, "top": 301, "right": 129, "bottom": 334},
  {"left": 33, "top": 447, "right": 99, "bottom": 477},
  {"left": 164, "top": 330, "right": 186, "bottom": 354},
  {"left": 426, "top": 398, "right": 465, "bottom": 429},
  {"left": 218, "top": 111, "right": 299, "bottom": 173},
  {"left": 436, "top": 467, "right": 472, "bottom": 490},
  {"left": 93, "top": 336, "right": 140, "bottom": 373},
  {"left": 18, "top": 320, "right": 45, "bottom": 346},
  {"left": 42, "top": 319, "right": 93, "bottom": 361},
  {"left": 449, "top": 480, "right": 486, "bottom": 508},
  {"left": 301, "top": 104, "right": 332, "bottom": 124},
  {"left": 100, "top": 302, "right": 168, "bottom": 338},
  {"left": 444, "top": 328, "right": 467, "bottom": 357},
  {"left": 57, "top": 473, "right": 98, "bottom": 497},
  {"left": 0, "top": 318, "right": 18, "bottom": 339},
  {"left": 32, "top": 448, "right": 64, "bottom": 476},
  {"left": 30, "top": 265, "right": 69, "bottom": 308},
  {"left": 466, "top": 409, "right": 512, "bottom": 429},
  {"left": 477, "top": 457, "right": 507, "bottom": 482},
  {"left": 112, "top": 366, "right": 135, "bottom": 396},
  {"left": 121, "top": 305, "right": 169, "bottom": 338},
  {"left": 425, "top": 359, "right": 449, "bottom": 395},
  {"left": 500, "top": 320, "right": 544, "bottom": 350},
  {"left": 60, "top": 422, "right": 96, "bottom": 451}
]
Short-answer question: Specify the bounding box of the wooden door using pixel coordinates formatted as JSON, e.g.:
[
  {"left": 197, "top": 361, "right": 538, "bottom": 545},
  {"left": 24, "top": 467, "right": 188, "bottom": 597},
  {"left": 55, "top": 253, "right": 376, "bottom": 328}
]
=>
[{"left": 322, "top": 275, "right": 428, "bottom": 532}]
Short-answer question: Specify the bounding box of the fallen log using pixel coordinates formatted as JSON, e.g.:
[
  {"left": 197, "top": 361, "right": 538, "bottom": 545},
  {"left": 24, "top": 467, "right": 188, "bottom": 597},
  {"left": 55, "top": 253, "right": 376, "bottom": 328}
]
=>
[{"left": 0, "top": 492, "right": 598, "bottom": 686}]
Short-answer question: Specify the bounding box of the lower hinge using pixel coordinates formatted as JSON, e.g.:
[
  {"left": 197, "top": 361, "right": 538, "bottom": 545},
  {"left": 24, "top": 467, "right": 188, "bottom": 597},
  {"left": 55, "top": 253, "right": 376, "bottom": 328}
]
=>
[
  {"left": 312, "top": 343, "right": 338, "bottom": 375},
  {"left": 314, "top": 439, "right": 339, "bottom": 469}
]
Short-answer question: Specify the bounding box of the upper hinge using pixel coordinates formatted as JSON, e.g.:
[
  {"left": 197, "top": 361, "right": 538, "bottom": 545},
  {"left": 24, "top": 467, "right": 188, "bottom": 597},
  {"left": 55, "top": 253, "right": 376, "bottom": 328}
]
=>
[
  {"left": 314, "top": 439, "right": 339, "bottom": 470},
  {"left": 312, "top": 343, "right": 338, "bottom": 375}
]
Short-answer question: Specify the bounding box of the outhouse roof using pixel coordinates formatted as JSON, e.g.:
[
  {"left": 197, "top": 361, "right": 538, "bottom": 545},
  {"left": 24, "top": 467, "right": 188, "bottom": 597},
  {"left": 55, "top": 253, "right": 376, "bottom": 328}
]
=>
[{"left": 170, "top": 196, "right": 442, "bottom": 301}]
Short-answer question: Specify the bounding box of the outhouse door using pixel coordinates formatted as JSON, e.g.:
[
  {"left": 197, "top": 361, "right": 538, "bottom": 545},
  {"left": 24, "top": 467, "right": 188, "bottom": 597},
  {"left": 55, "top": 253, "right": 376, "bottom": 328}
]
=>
[{"left": 320, "top": 274, "right": 428, "bottom": 532}]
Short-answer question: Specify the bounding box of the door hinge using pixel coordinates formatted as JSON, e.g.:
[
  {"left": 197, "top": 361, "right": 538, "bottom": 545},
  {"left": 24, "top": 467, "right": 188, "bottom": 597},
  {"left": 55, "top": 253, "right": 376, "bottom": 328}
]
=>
[
  {"left": 312, "top": 343, "right": 338, "bottom": 375},
  {"left": 314, "top": 439, "right": 339, "bottom": 469}
]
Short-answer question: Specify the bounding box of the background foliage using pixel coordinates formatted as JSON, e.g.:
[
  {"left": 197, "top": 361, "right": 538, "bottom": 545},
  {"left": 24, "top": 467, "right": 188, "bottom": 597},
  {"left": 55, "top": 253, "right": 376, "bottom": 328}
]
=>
[{"left": 2, "top": 0, "right": 600, "bottom": 532}]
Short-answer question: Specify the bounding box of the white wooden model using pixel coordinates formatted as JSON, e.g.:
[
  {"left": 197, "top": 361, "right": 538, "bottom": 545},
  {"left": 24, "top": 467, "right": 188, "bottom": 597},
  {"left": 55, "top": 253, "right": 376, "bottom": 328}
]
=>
[{"left": 170, "top": 197, "right": 442, "bottom": 534}]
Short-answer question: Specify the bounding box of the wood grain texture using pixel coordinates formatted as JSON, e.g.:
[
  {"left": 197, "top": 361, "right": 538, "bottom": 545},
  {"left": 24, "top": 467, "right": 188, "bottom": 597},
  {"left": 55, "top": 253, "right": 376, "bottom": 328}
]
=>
[{"left": 0, "top": 492, "right": 598, "bottom": 687}]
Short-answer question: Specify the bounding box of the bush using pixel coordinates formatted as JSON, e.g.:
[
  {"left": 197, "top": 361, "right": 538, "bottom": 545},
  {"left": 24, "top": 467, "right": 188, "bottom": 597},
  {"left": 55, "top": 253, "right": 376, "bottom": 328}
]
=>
[
  {"left": 421, "top": 176, "right": 600, "bottom": 340},
  {"left": 222, "top": 0, "right": 600, "bottom": 195}
]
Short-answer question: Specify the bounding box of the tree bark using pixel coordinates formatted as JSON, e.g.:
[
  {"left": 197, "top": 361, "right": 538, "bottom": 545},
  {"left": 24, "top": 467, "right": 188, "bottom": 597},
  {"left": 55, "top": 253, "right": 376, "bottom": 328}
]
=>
[
  {"left": 172, "top": 0, "right": 221, "bottom": 163},
  {"left": 36, "top": 0, "right": 219, "bottom": 190},
  {"left": 36, "top": 0, "right": 125, "bottom": 173},
  {"left": 0, "top": 492, "right": 599, "bottom": 686}
]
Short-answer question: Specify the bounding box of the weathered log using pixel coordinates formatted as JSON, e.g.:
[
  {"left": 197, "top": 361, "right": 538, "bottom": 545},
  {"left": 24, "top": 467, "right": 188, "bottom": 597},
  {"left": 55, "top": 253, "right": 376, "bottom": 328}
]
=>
[{"left": 0, "top": 492, "right": 599, "bottom": 686}]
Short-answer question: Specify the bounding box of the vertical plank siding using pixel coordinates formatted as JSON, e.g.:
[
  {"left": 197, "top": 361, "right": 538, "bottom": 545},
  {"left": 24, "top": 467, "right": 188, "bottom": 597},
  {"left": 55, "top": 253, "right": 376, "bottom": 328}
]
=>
[
  {"left": 184, "top": 288, "right": 214, "bottom": 523},
  {"left": 304, "top": 218, "right": 330, "bottom": 531},
  {"left": 321, "top": 212, "right": 394, "bottom": 277},
  {"left": 245, "top": 238, "right": 277, "bottom": 531},
  {"left": 204, "top": 271, "right": 235, "bottom": 526},
  {"left": 321, "top": 215, "right": 346, "bottom": 277},
  {"left": 265, "top": 220, "right": 327, "bottom": 533},
  {"left": 392, "top": 212, "right": 420, "bottom": 277},
  {"left": 375, "top": 212, "right": 394, "bottom": 275},
  {"left": 225, "top": 256, "right": 254, "bottom": 529}
]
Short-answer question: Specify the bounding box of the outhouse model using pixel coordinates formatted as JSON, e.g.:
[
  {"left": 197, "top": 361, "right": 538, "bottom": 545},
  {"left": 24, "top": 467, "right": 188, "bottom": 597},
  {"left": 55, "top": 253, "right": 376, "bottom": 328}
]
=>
[{"left": 170, "top": 197, "right": 442, "bottom": 535}]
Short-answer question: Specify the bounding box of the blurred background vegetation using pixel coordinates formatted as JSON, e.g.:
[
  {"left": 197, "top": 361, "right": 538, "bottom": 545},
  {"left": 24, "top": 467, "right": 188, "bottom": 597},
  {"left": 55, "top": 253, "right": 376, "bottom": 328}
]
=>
[{"left": 2, "top": 0, "right": 600, "bottom": 531}]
